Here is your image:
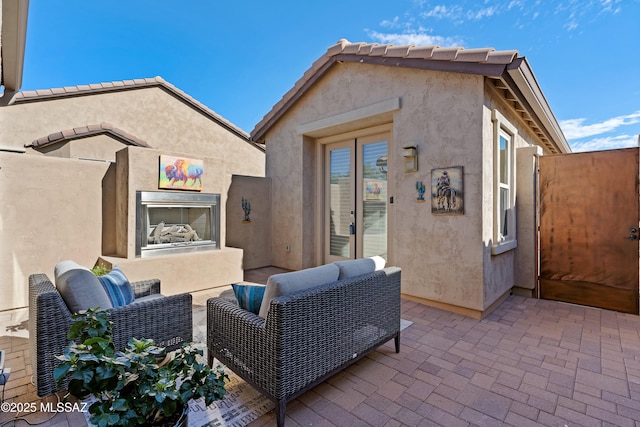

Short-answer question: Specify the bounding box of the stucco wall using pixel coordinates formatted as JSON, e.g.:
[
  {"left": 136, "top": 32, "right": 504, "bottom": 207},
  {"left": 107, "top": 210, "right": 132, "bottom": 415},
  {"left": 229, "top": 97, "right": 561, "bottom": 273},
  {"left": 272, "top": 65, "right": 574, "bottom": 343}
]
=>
[
  {"left": 0, "top": 152, "right": 109, "bottom": 310},
  {"left": 480, "top": 85, "right": 548, "bottom": 310},
  {"left": 108, "top": 145, "right": 245, "bottom": 294},
  {"left": 264, "top": 62, "right": 554, "bottom": 315},
  {"left": 0, "top": 84, "right": 265, "bottom": 310},
  {"left": 226, "top": 175, "right": 272, "bottom": 270},
  {"left": 265, "top": 62, "right": 488, "bottom": 312},
  {"left": 0, "top": 85, "right": 264, "bottom": 179}
]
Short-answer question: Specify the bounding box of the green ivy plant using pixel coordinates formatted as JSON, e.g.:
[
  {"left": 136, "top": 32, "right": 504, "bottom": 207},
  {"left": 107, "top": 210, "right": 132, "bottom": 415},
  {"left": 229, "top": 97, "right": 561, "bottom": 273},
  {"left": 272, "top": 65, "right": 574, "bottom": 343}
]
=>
[
  {"left": 54, "top": 308, "right": 228, "bottom": 427},
  {"left": 90, "top": 264, "right": 110, "bottom": 277}
]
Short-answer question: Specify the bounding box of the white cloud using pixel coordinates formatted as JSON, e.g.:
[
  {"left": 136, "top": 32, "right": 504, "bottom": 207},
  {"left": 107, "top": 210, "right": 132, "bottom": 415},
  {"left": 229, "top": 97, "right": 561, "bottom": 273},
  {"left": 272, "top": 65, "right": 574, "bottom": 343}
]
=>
[
  {"left": 559, "top": 111, "right": 640, "bottom": 140},
  {"left": 380, "top": 16, "right": 401, "bottom": 29},
  {"left": 421, "top": 5, "right": 461, "bottom": 19},
  {"left": 570, "top": 134, "right": 638, "bottom": 152},
  {"left": 467, "top": 6, "right": 497, "bottom": 20},
  {"left": 367, "top": 30, "right": 463, "bottom": 47},
  {"left": 420, "top": 4, "right": 497, "bottom": 22}
]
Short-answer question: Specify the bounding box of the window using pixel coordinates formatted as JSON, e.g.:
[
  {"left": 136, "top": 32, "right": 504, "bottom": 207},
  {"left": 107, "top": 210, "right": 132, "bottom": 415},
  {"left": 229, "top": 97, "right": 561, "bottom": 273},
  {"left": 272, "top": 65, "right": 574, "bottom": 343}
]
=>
[{"left": 492, "top": 110, "right": 517, "bottom": 255}]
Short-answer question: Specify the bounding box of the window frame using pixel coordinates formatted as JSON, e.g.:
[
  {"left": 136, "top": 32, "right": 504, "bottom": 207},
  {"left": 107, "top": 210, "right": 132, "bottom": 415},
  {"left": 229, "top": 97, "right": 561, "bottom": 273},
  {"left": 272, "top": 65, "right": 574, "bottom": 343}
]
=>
[{"left": 491, "top": 109, "right": 517, "bottom": 255}]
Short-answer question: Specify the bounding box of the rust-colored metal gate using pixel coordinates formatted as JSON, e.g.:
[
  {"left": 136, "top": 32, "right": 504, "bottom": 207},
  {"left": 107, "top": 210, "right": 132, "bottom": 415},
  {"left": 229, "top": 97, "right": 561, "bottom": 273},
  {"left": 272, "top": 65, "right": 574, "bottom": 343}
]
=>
[{"left": 539, "top": 148, "right": 639, "bottom": 315}]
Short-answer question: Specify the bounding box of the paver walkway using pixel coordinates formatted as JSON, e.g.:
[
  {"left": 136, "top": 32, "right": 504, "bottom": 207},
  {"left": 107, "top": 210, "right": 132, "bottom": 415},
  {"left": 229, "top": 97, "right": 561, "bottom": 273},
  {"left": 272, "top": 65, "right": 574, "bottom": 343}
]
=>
[{"left": 1, "top": 268, "right": 640, "bottom": 426}]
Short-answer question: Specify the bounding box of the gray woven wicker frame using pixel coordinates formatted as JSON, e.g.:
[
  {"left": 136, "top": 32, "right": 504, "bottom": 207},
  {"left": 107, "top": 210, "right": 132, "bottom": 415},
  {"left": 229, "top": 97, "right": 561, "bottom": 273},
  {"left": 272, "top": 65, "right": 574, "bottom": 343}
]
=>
[
  {"left": 207, "top": 267, "right": 401, "bottom": 426},
  {"left": 28, "top": 273, "right": 193, "bottom": 397}
]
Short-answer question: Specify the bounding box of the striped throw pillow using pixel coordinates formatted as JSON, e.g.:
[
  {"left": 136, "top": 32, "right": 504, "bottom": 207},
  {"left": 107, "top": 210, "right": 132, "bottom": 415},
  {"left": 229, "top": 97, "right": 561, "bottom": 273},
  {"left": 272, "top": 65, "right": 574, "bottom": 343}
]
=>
[
  {"left": 231, "top": 284, "right": 266, "bottom": 315},
  {"left": 97, "top": 266, "right": 135, "bottom": 307}
]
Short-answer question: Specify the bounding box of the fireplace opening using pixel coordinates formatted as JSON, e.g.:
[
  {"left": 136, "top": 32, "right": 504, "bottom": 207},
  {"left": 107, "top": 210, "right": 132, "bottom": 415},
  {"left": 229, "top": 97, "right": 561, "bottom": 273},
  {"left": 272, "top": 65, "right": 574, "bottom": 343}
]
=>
[{"left": 136, "top": 191, "right": 220, "bottom": 257}]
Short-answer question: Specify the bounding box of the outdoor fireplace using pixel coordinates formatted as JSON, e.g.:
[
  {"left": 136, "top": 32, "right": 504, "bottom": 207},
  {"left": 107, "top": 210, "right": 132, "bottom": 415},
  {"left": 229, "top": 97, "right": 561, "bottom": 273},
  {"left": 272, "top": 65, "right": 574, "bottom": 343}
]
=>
[{"left": 136, "top": 191, "right": 220, "bottom": 257}]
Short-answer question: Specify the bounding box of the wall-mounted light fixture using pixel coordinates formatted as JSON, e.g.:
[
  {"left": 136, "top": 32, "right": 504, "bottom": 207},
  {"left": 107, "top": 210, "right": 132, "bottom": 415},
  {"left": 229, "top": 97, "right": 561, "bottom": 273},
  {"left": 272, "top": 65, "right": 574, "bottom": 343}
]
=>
[{"left": 402, "top": 146, "right": 418, "bottom": 173}]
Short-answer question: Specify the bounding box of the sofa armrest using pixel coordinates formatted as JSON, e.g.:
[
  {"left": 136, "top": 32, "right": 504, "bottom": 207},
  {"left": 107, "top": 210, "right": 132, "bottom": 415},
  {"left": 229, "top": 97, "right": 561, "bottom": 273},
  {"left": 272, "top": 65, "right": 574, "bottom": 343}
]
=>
[
  {"left": 130, "top": 278, "right": 161, "bottom": 298},
  {"left": 108, "top": 292, "right": 193, "bottom": 351},
  {"left": 207, "top": 298, "right": 271, "bottom": 388},
  {"left": 29, "top": 274, "right": 74, "bottom": 397}
]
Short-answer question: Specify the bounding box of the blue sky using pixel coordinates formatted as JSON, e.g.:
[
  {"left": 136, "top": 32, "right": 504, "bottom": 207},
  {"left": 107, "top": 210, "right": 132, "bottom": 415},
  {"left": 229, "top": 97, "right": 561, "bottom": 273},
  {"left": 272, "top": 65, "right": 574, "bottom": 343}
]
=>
[{"left": 22, "top": 0, "right": 639, "bottom": 152}]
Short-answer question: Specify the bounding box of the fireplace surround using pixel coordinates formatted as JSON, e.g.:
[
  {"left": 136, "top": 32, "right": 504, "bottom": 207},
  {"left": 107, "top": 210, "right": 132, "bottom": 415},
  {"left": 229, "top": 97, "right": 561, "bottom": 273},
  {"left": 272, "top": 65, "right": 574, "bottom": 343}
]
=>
[{"left": 135, "top": 191, "right": 220, "bottom": 257}]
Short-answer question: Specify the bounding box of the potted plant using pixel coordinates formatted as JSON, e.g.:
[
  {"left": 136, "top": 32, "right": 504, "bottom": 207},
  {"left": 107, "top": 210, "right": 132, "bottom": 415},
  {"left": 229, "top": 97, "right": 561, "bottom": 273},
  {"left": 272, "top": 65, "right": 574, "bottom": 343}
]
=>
[{"left": 54, "top": 308, "right": 228, "bottom": 427}]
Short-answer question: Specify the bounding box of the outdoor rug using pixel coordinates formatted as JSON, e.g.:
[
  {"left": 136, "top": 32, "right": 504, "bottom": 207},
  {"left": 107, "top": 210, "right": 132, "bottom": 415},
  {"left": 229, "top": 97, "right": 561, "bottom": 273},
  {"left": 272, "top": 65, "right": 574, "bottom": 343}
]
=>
[{"left": 188, "top": 366, "right": 274, "bottom": 427}]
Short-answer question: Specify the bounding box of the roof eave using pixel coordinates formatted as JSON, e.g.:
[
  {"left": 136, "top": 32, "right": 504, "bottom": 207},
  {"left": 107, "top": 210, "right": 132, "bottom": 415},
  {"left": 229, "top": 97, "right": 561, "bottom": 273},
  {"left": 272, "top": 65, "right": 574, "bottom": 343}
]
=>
[
  {"left": 504, "top": 58, "right": 571, "bottom": 154},
  {"left": 1, "top": 0, "right": 29, "bottom": 94}
]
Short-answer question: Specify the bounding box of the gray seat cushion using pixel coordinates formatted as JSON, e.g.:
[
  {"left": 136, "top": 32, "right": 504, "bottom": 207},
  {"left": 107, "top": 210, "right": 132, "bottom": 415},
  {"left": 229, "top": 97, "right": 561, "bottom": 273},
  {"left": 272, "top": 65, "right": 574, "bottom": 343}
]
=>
[
  {"left": 54, "top": 260, "right": 113, "bottom": 313},
  {"left": 334, "top": 256, "right": 386, "bottom": 280},
  {"left": 258, "top": 263, "right": 340, "bottom": 319}
]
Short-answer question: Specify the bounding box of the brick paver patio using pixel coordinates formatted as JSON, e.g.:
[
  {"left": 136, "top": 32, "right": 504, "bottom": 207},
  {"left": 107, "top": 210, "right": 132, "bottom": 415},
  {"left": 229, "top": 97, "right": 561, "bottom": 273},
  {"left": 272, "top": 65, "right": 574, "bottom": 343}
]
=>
[{"left": 2, "top": 268, "right": 640, "bottom": 426}]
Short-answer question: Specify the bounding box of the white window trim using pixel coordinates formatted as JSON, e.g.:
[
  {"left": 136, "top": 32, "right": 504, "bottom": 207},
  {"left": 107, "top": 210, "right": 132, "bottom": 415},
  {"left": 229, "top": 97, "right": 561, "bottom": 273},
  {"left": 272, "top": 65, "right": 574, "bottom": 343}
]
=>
[{"left": 492, "top": 109, "right": 517, "bottom": 255}]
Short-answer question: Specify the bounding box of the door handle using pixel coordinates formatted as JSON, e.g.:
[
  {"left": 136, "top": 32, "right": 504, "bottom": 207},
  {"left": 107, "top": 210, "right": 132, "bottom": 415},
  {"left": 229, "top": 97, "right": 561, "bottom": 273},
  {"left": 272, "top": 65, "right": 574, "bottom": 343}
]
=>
[
  {"left": 349, "top": 222, "right": 355, "bottom": 235},
  {"left": 628, "top": 234, "right": 638, "bottom": 240}
]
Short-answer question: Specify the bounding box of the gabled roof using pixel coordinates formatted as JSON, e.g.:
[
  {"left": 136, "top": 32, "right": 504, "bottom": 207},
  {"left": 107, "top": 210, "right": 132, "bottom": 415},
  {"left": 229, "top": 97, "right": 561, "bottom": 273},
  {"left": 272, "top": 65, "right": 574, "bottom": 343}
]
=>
[
  {"left": 11, "top": 76, "right": 265, "bottom": 152},
  {"left": 26, "top": 122, "right": 150, "bottom": 149},
  {"left": 251, "top": 39, "right": 570, "bottom": 154}
]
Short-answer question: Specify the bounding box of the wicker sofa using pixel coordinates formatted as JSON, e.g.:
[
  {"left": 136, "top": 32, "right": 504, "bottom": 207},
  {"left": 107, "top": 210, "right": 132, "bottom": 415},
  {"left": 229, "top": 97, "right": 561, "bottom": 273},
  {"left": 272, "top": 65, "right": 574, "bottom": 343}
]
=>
[
  {"left": 207, "top": 261, "right": 401, "bottom": 426},
  {"left": 29, "top": 269, "right": 193, "bottom": 397}
]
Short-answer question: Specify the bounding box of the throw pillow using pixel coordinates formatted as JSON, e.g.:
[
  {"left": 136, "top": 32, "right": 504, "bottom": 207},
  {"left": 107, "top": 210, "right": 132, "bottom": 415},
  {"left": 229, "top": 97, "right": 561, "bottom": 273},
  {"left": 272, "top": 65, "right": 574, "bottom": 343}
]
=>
[
  {"left": 231, "top": 284, "right": 266, "bottom": 315},
  {"left": 258, "top": 263, "right": 340, "bottom": 319},
  {"left": 54, "top": 260, "right": 113, "bottom": 313},
  {"left": 97, "top": 266, "right": 135, "bottom": 307}
]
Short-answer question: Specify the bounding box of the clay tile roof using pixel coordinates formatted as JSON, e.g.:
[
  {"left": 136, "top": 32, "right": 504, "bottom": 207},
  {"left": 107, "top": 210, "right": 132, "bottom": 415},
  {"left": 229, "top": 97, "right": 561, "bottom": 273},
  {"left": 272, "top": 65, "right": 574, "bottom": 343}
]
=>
[
  {"left": 431, "top": 46, "right": 463, "bottom": 60},
  {"left": 405, "top": 45, "right": 438, "bottom": 59},
  {"left": 26, "top": 122, "right": 151, "bottom": 149},
  {"left": 12, "top": 76, "right": 257, "bottom": 148},
  {"left": 454, "top": 48, "right": 495, "bottom": 63},
  {"left": 386, "top": 45, "right": 414, "bottom": 58},
  {"left": 251, "top": 39, "right": 520, "bottom": 142},
  {"left": 340, "top": 42, "right": 366, "bottom": 55},
  {"left": 370, "top": 44, "right": 390, "bottom": 56},
  {"left": 250, "top": 38, "right": 570, "bottom": 154},
  {"left": 486, "top": 50, "right": 519, "bottom": 64}
]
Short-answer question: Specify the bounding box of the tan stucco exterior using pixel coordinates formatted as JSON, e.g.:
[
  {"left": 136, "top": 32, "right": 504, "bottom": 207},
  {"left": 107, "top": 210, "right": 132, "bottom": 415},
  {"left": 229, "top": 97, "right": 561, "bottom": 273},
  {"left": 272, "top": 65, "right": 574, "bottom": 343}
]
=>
[
  {"left": 226, "top": 175, "right": 273, "bottom": 270},
  {"left": 261, "top": 60, "right": 554, "bottom": 318},
  {"left": 0, "top": 83, "right": 265, "bottom": 311}
]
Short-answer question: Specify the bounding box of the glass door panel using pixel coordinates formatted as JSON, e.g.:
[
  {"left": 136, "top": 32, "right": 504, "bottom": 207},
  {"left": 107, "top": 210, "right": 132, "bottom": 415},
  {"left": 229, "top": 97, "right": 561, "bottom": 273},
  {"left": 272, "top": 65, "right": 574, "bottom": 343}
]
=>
[
  {"left": 324, "top": 133, "right": 389, "bottom": 263},
  {"left": 358, "top": 138, "right": 388, "bottom": 259},
  {"left": 325, "top": 142, "right": 354, "bottom": 261}
]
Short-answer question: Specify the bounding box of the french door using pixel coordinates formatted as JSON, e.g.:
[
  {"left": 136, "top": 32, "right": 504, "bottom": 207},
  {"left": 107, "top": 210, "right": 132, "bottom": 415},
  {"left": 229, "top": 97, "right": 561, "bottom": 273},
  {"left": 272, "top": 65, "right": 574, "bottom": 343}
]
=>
[{"left": 324, "top": 133, "right": 389, "bottom": 262}]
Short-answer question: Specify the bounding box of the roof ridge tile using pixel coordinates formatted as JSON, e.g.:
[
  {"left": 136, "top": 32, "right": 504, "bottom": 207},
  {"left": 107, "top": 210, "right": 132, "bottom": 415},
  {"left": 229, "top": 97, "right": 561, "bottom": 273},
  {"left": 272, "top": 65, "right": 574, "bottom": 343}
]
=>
[
  {"left": 370, "top": 44, "right": 390, "bottom": 56},
  {"left": 486, "top": 50, "right": 519, "bottom": 64},
  {"left": 385, "top": 45, "right": 414, "bottom": 58},
  {"left": 327, "top": 39, "right": 349, "bottom": 56},
  {"left": 357, "top": 43, "right": 379, "bottom": 55},
  {"left": 431, "top": 46, "right": 463, "bottom": 60},
  {"left": 342, "top": 42, "right": 366, "bottom": 55},
  {"left": 405, "top": 45, "right": 438, "bottom": 59},
  {"left": 454, "top": 47, "right": 495, "bottom": 63}
]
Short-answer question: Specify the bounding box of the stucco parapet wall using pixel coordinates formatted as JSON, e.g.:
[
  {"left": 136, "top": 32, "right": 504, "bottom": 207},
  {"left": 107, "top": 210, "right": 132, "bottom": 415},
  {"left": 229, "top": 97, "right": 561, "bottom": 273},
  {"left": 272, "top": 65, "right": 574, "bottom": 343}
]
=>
[
  {"left": 250, "top": 38, "right": 569, "bottom": 154},
  {"left": 10, "top": 76, "right": 263, "bottom": 152},
  {"left": 26, "top": 122, "right": 151, "bottom": 149}
]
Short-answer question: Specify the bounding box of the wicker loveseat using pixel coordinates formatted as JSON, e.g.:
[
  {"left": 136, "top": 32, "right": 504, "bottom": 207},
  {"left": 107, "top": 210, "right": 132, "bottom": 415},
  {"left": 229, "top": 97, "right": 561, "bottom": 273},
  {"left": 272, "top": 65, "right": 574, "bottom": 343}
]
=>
[
  {"left": 29, "top": 266, "right": 193, "bottom": 397},
  {"left": 207, "top": 260, "right": 401, "bottom": 426}
]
